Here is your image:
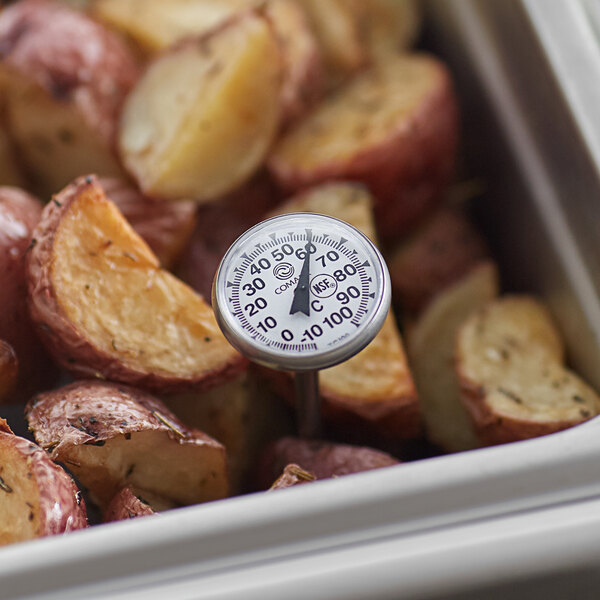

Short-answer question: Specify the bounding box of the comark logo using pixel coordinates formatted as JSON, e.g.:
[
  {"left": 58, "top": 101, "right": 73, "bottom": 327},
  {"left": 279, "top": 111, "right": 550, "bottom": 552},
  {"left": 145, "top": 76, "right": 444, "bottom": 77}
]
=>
[
  {"left": 310, "top": 274, "right": 338, "bottom": 298},
  {"left": 273, "top": 262, "right": 295, "bottom": 280}
]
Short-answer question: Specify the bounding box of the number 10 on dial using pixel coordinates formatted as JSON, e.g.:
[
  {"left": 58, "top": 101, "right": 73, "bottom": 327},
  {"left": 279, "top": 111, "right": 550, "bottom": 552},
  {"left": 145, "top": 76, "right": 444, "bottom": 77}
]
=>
[{"left": 212, "top": 212, "right": 391, "bottom": 373}]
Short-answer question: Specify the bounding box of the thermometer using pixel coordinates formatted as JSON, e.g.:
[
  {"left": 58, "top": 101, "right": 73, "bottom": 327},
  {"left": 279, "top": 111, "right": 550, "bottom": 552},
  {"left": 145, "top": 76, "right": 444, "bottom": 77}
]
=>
[{"left": 212, "top": 213, "right": 391, "bottom": 437}]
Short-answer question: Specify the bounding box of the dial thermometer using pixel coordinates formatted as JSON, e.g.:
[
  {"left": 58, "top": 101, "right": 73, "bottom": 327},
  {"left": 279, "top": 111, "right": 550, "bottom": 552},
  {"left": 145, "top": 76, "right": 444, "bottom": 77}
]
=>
[{"left": 212, "top": 213, "right": 391, "bottom": 437}]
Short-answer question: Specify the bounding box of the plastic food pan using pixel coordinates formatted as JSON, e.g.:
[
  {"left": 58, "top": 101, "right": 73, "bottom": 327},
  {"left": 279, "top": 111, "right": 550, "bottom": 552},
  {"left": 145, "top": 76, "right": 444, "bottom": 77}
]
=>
[{"left": 4, "top": 1, "right": 600, "bottom": 598}]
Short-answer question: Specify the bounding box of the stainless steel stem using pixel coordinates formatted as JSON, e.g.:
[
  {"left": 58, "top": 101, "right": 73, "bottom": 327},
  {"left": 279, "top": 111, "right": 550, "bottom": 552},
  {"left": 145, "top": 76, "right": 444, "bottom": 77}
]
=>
[{"left": 294, "top": 370, "right": 321, "bottom": 438}]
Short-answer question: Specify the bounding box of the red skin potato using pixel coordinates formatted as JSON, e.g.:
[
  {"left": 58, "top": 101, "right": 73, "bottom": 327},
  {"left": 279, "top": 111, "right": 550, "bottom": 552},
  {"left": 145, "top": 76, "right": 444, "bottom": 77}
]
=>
[
  {"left": 0, "top": 187, "right": 57, "bottom": 403},
  {"left": 0, "top": 340, "right": 18, "bottom": 403},
  {"left": 103, "top": 487, "right": 155, "bottom": 522},
  {"left": 0, "top": 418, "right": 87, "bottom": 545},
  {"left": 0, "top": 0, "right": 139, "bottom": 152},
  {"left": 257, "top": 436, "right": 399, "bottom": 489},
  {"left": 268, "top": 55, "right": 459, "bottom": 244},
  {"left": 389, "top": 208, "right": 489, "bottom": 316},
  {"left": 178, "top": 172, "right": 281, "bottom": 300},
  {"left": 26, "top": 175, "right": 246, "bottom": 394}
]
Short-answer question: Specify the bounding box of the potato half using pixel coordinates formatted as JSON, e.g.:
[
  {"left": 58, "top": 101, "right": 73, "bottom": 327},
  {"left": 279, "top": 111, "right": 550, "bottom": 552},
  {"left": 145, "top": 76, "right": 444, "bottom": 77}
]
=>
[
  {"left": 119, "top": 10, "right": 282, "bottom": 201},
  {"left": 456, "top": 296, "right": 600, "bottom": 445},
  {"left": 389, "top": 208, "right": 489, "bottom": 316},
  {"left": 26, "top": 175, "right": 244, "bottom": 394},
  {"left": 27, "top": 381, "right": 229, "bottom": 510},
  {"left": 0, "top": 0, "right": 139, "bottom": 196},
  {"left": 99, "top": 178, "right": 196, "bottom": 270},
  {"left": 0, "top": 418, "right": 87, "bottom": 547},
  {"left": 407, "top": 263, "right": 499, "bottom": 452},
  {"left": 269, "top": 53, "right": 459, "bottom": 242},
  {"left": 268, "top": 183, "right": 421, "bottom": 440},
  {"left": 258, "top": 436, "right": 399, "bottom": 488}
]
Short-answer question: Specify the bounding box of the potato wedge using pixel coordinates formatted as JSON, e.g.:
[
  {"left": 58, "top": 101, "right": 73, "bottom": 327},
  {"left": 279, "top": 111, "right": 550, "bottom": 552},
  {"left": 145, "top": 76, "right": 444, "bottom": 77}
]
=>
[
  {"left": 177, "top": 172, "right": 279, "bottom": 299},
  {"left": 269, "top": 463, "right": 315, "bottom": 491},
  {"left": 269, "top": 53, "right": 459, "bottom": 242},
  {"left": 96, "top": 0, "right": 323, "bottom": 125},
  {"left": 26, "top": 175, "right": 244, "bottom": 394},
  {"left": 268, "top": 183, "right": 421, "bottom": 440},
  {"left": 389, "top": 208, "right": 489, "bottom": 316},
  {"left": 99, "top": 178, "right": 196, "bottom": 270},
  {"left": 0, "top": 0, "right": 139, "bottom": 196},
  {"left": 456, "top": 296, "right": 600, "bottom": 445},
  {"left": 164, "top": 371, "right": 294, "bottom": 494},
  {"left": 119, "top": 10, "right": 282, "bottom": 201},
  {"left": 27, "top": 381, "right": 229, "bottom": 510},
  {"left": 258, "top": 436, "right": 399, "bottom": 488},
  {"left": 0, "top": 418, "right": 87, "bottom": 546},
  {"left": 103, "top": 487, "right": 156, "bottom": 522},
  {"left": 407, "top": 263, "right": 499, "bottom": 452},
  {"left": 0, "top": 187, "right": 58, "bottom": 403}
]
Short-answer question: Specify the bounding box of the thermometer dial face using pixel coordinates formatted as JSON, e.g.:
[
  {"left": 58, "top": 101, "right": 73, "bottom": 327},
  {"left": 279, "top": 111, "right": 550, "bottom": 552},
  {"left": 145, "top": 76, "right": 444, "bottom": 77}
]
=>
[{"left": 212, "top": 213, "right": 391, "bottom": 371}]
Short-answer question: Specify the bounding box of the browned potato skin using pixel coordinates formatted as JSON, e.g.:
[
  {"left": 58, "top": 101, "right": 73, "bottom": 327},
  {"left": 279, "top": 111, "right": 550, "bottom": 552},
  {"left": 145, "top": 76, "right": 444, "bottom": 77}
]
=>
[
  {"left": 104, "top": 487, "right": 155, "bottom": 522},
  {"left": 268, "top": 55, "right": 459, "bottom": 243},
  {"left": 26, "top": 175, "right": 245, "bottom": 393},
  {"left": 269, "top": 463, "right": 315, "bottom": 490},
  {"left": 389, "top": 208, "right": 489, "bottom": 316},
  {"left": 0, "top": 419, "right": 87, "bottom": 546},
  {"left": 0, "top": 0, "right": 139, "bottom": 193},
  {"left": 27, "top": 380, "right": 228, "bottom": 509},
  {"left": 257, "top": 436, "right": 399, "bottom": 489},
  {"left": 455, "top": 297, "right": 600, "bottom": 445},
  {"left": 0, "top": 187, "right": 57, "bottom": 403},
  {"left": 99, "top": 177, "right": 196, "bottom": 270},
  {"left": 178, "top": 172, "right": 281, "bottom": 299}
]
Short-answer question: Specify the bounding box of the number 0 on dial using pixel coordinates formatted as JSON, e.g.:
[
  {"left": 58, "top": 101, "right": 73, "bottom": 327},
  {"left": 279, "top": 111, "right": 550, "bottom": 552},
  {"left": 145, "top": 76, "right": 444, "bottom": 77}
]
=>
[{"left": 212, "top": 213, "right": 391, "bottom": 372}]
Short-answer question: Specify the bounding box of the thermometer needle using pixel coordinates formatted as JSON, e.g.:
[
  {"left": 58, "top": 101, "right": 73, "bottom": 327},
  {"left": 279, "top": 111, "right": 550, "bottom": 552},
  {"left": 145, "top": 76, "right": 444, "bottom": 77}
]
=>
[{"left": 289, "top": 230, "right": 312, "bottom": 316}]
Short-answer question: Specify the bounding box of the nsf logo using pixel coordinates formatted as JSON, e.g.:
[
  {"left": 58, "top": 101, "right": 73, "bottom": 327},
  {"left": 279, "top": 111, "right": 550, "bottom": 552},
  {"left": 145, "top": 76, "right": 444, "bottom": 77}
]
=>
[{"left": 310, "top": 274, "right": 338, "bottom": 298}]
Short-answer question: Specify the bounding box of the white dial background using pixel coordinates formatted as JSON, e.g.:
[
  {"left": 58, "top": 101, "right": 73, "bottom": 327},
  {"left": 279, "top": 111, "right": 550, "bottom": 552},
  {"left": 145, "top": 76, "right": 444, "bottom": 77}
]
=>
[{"left": 213, "top": 213, "right": 390, "bottom": 371}]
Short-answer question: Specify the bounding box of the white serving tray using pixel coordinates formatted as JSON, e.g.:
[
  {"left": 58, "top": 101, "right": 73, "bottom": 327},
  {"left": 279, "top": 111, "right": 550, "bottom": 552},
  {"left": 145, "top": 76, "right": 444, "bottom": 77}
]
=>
[{"left": 5, "top": 1, "right": 600, "bottom": 598}]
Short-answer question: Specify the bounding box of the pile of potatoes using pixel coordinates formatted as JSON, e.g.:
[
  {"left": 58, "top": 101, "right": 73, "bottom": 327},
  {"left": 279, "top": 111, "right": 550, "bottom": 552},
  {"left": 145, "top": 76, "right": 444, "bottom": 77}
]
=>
[{"left": 0, "top": 0, "right": 598, "bottom": 548}]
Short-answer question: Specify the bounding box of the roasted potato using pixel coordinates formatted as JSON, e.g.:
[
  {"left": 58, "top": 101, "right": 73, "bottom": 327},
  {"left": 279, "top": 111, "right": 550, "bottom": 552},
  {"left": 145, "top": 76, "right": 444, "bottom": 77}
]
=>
[
  {"left": 258, "top": 436, "right": 399, "bottom": 488},
  {"left": 26, "top": 175, "right": 245, "bottom": 394},
  {"left": 103, "top": 487, "right": 156, "bottom": 522},
  {"left": 407, "top": 263, "right": 499, "bottom": 452},
  {"left": 456, "top": 296, "right": 600, "bottom": 445},
  {"left": 164, "top": 372, "right": 294, "bottom": 494},
  {"left": 0, "top": 186, "right": 57, "bottom": 403},
  {"left": 268, "top": 183, "right": 421, "bottom": 440},
  {"left": 269, "top": 53, "right": 459, "bottom": 242},
  {"left": 99, "top": 178, "right": 196, "bottom": 270},
  {"left": 96, "top": 0, "right": 324, "bottom": 126},
  {"left": 27, "top": 381, "right": 229, "bottom": 510},
  {"left": 0, "top": 0, "right": 139, "bottom": 197},
  {"left": 269, "top": 463, "right": 315, "bottom": 490},
  {"left": 389, "top": 208, "right": 489, "bottom": 316},
  {"left": 0, "top": 418, "right": 87, "bottom": 546},
  {"left": 119, "top": 10, "right": 282, "bottom": 201},
  {"left": 177, "top": 172, "right": 280, "bottom": 299}
]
